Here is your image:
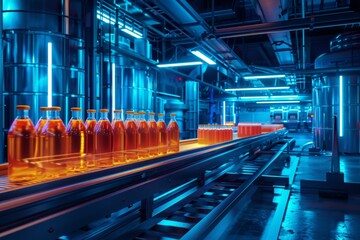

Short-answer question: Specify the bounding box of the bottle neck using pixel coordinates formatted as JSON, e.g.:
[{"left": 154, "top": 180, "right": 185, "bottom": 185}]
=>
[
  {"left": 48, "top": 110, "right": 60, "bottom": 120},
  {"left": 126, "top": 113, "right": 134, "bottom": 120},
  {"left": 149, "top": 115, "right": 155, "bottom": 121},
  {"left": 158, "top": 115, "right": 164, "bottom": 122},
  {"left": 40, "top": 110, "right": 47, "bottom": 119},
  {"left": 113, "top": 112, "right": 122, "bottom": 120},
  {"left": 99, "top": 112, "right": 109, "bottom": 120},
  {"left": 17, "top": 109, "right": 30, "bottom": 119},
  {"left": 139, "top": 114, "right": 145, "bottom": 121},
  {"left": 71, "top": 111, "right": 81, "bottom": 120},
  {"left": 87, "top": 112, "right": 96, "bottom": 120},
  {"left": 170, "top": 116, "right": 176, "bottom": 122}
]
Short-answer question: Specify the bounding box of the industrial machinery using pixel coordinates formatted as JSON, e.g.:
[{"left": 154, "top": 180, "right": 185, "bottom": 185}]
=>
[{"left": 0, "top": 130, "right": 296, "bottom": 240}]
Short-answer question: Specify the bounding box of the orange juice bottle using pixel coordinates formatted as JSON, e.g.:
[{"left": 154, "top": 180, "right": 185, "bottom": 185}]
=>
[
  {"left": 148, "top": 112, "right": 159, "bottom": 157},
  {"left": 7, "top": 105, "right": 37, "bottom": 182},
  {"left": 197, "top": 125, "right": 203, "bottom": 144},
  {"left": 94, "top": 109, "right": 113, "bottom": 167},
  {"left": 137, "top": 111, "right": 150, "bottom": 159},
  {"left": 85, "top": 109, "right": 97, "bottom": 154},
  {"left": 67, "top": 107, "right": 86, "bottom": 155},
  {"left": 112, "top": 110, "right": 125, "bottom": 165},
  {"left": 34, "top": 107, "right": 49, "bottom": 157},
  {"left": 157, "top": 113, "right": 168, "bottom": 155},
  {"left": 66, "top": 107, "right": 86, "bottom": 171},
  {"left": 40, "top": 106, "right": 68, "bottom": 157},
  {"left": 125, "top": 111, "right": 138, "bottom": 161},
  {"left": 167, "top": 113, "right": 180, "bottom": 153}
]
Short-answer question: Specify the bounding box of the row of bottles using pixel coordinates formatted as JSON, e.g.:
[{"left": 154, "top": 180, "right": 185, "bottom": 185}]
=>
[
  {"left": 7, "top": 105, "right": 180, "bottom": 183},
  {"left": 261, "top": 124, "right": 284, "bottom": 133},
  {"left": 237, "top": 123, "right": 262, "bottom": 138},
  {"left": 197, "top": 125, "right": 233, "bottom": 145}
]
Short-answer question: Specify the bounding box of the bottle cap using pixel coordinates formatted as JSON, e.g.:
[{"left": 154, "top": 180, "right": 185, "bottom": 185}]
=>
[
  {"left": 114, "top": 110, "right": 122, "bottom": 113},
  {"left": 126, "top": 110, "right": 134, "bottom": 114},
  {"left": 48, "top": 106, "right": 61, "bottom": 111},
  {"left": 16, "top": 105, "right": 30, "bottom": 110},
  {"left": 158, "top": 113, "right": 164, "bottom": 116},
  {"left": 170, "top": 113, "right": 176, "bottom": 116},
  {"left": 100, "top": 109, "right": 109, "bottom": 113},
  {"left": 87, "top": 109, "right": 96, "bottom": 113},
  {"left": 39, "top": 106, "right": 50, "bottom": 111},
  {"left": 149, "top": 112, "right": 155, "bottom": 116},
  {"left": 71, "top": 107, "right": 81, "bottom": 111},
  {"left": 138, "top": 111, "right": 146, "bottom": 114}
]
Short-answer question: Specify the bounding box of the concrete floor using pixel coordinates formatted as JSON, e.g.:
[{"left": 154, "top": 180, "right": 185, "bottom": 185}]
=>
[{"left": 279, "top": 133, "right": 360, "bottom": 240}]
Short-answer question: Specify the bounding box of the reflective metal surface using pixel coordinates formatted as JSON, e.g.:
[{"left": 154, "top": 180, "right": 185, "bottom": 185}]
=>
[{"left": 314, "top": 32, "right": 360, "bottom": 152}]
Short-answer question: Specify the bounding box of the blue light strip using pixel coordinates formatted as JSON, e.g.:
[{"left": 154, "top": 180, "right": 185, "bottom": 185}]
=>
[
  {"left": 112, "top": 63, "right": 116, "bottom": 115},
  {"left": 223, "top": 101, "right": 226, "bottom": 125},
  {"left": 339, "top": 75, "right": 343, "bottom": 137},
  {"left": 47, "top": 42, "right": 52, "bottom": 107}
]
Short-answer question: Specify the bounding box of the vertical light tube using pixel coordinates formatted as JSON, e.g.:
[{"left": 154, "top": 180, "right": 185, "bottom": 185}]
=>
[
  {"left": 47, "top": 42, "right": 52, "bottom": 107},
  {"left": 222, "top": 101, "right": 226, "bottom": 125},
  {"left": 111, "top": 63, "right": 116, "bottom": 115},
  {"left": 232, "top": 102, "right": 236, "bottom": 123},
  {"left": 339, "top": 75, "right": 343, "bottom": 137}
]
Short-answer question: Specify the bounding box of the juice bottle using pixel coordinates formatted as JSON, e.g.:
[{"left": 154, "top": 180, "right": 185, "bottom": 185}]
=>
[
  {"left": 148, "top": 112, "right": 159, "bottom": 157},
  {"left": 112, "top": 109, "right": 125, "bottom": 164},
  {"left": 203, "top": 125, "right": 209, "bottom": 145},
  {"left": 157, "top": 113, "right": 168, "bottom": 155},
  {"left": 85, "top": 109, "right": 97, "bottom": 154},
  {"left": 40, "top": 106, "right": 68, "bottom": 178},
  {"left": 125, "top": 111, "right": 138, "bottom": 161},
  {"left": 35, "top": 107, "right": 50, "bottom": 157},
  {"left": 94, "top": 109, "right": 113, "bottom": 167},
  {"left": 137, "top": 111, "right": 150, "bottom": 159},
  {"left": 167, "top": 113, "right": 180, "bottom": 153},
  {"left": 66, "top": 107, "right": 86, "bottom": 171},
  {"left": 197, "top": 125, "right": 203, "bottom": 144},
  {"left": 7, "top": 105, "right": 37, "bottom": 182}
]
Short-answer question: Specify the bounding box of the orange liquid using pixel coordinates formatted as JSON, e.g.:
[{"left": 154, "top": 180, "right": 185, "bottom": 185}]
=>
[
  {"left": 95, "top": 120, "right": 113, "bottom": 167},
  {"left": 148, "top": 121, "right": 159, "bottom": 156},
  {"left": 67, "top": 119, "right": 86, "bottom": 171},
  {"left": 157, "top": 121, "right": 167, "bottom": 155},
  {"left": 138, "top": 120, "right": 150, "bottom": 159},
  {"left": 40, "top": 119, "right": 68, "bottom": 178},
  {"left": 125, "top": 120, "right": 138, "bottom": 160},
  {"left": 35, "top": 119, "right": 47, "bottom": 157},
  {"left": 8, "top": 119, "right": 37, "bottom": 182},
  {"left": 85, "top": 119, "right": 96, "bottom": 154},
  {"left": 167, "top": 121, "right": 180, "bottom": 153},
  {"left": 112, "top": 120, "right": 125, "bottom": 164},
  {"left": 198, "top": 128, "right": 203, "bottom": 144}
]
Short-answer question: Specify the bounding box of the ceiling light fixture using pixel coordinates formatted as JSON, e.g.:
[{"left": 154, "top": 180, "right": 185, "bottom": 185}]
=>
[
  {"left": 271, "top": 95, "right": 298, "bottom": 98},
  {"left": 225, "top": 86, "right": 290, "bottom": 91},
  {"left": 256, "top": 100, "right": 300, "bottom": 104},
  {"left": 240, "top": 96, "right": 269, "bottom": 99},
  {"left": 243, "top": 74, "right": 286, "bottom": 80},
  {"left": 190, "top": 50, "right": 216, "bottom": 65},
  {"left": 157, "top": 61, "right": 203, "bottom": 68}
]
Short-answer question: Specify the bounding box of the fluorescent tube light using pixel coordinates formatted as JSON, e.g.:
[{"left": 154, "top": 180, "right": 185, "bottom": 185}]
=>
[
  {"left": 112, "top": 63, "right": 116, "bottom": 115},
  {"left": 256, "top": 100, "right": 300, "bottom": 104},
  {"left": 190, "top": 50, "right": 216, "bottom": 65},
  {"left": 271, "top": 95, "right": 298, "bottom": 98},
  {"left": 47, "top": 42, "right": 52, "bottom": 107},
  {"left": 240, "top": 96, "right": 269, "bottom": 99},
  {"left": 157, "top": 62, "right": 203, "bottom": 68},
  {"left": 223, "top": 101, "right": 226, "bottom": 125},
  {"left": 121, "top": 28, "right": 142, "bottom": 39},
  {"left": 339, "top": 75, "right": 343, "bottom": 137},
  {"left": 225, "top": 86, "right": 290, "bottom": 91},
  {"left": 243, "top": 74, "right": 285, "bottom": 80}
]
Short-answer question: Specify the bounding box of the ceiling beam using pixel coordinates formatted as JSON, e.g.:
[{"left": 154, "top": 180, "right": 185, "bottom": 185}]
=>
[{"left": 216, "top": 12, "right": 360, "bottom": 38}]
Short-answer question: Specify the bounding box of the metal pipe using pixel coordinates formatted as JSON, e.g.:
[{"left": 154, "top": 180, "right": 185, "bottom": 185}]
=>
[
  {"left": 331, "top": 116, "right": 340, "bottom": 173},
  {"left": 302, "top": 0, "right": 306, "bottom": 91},
  {"left": 217, "top": 12, "right": 360, "bottom": 38},
  {"left": 0, "top": 0, "right": 4, "bottom": 163}
]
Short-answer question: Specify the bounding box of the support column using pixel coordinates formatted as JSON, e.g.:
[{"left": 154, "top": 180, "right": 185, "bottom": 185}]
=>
[{"left": 0, "top": 0, "right": 4, "bottom": 162}]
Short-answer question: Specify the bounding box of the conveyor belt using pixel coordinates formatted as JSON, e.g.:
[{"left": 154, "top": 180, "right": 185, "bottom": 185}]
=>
[{"left": 0, "top": 130, "right": 287, "bottom": 240}]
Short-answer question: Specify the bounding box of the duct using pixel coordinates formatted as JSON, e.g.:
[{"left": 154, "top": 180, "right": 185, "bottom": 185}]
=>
[
  {"left": 150, "top": 0, "right": 250, "bottom": 74},
  {"left": 251, "top": 0, "right": 294, "bottom": 66}
]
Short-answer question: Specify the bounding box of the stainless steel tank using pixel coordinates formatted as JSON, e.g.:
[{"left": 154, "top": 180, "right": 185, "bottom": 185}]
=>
[
  {"left": 2, "top": 0, "right": 85, "bottom": 162},
  {"left": 313, "top": 32, "right": 360, "bottom": 153}
]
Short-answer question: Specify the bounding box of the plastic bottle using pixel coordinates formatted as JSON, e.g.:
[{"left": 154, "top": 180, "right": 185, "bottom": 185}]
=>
[
  {"left": 66, "top": 107, "right": 86, "bottom": 171},
  {"left": 197, "top": 124, "right": 203, "bottom": 144},
  {"left": 137, "top": 111, "right": 150, "bottom": 159},
  {"left": 167, "top": 113, "right": 180, "bottom": 153},
  {"left": 35, "top": 107, "right": 50, "bottom": 157},
  {"left": 94, "top": 109, "right": 113, "bottom": 167},
  {"left": 157, "top": 113, "right": 168, "bottom": 155},
  {"left": 7, "top": 105, "right": 37, "bottom": 182},
  {"left": 124, "top": 111, "right": 138, "bottom": 161},
  {"left": 112, "top": 110, "right": 125, "bottom": 164},
  {"left": 148, "top": 112, "right": 159, "bottom": 156}
]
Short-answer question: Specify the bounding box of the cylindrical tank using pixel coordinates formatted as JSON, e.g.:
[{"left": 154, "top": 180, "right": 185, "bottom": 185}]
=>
[
  {"left": 2, "top": 0, "right": 85, "bottom": 161},
  {"left": 313, "top": 32, "right": 360, "bottom": 153}
]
